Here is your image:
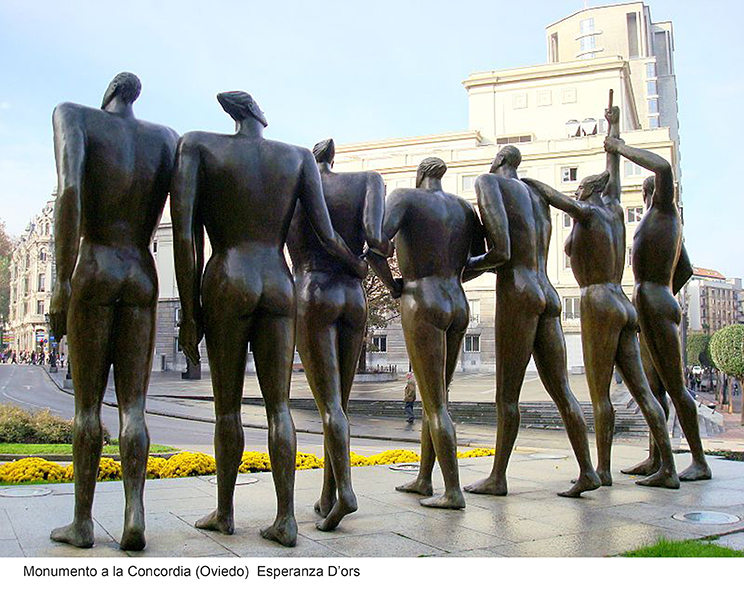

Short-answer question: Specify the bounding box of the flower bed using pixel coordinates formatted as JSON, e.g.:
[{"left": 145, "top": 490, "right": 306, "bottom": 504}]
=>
[{"left": 0, "top": 447, "right": 495, "bottom": 484}]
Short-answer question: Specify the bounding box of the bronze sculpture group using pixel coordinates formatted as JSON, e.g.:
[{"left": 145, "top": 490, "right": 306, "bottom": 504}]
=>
[{"left": 48, "top": 74, "right": 710, "bottom": 551}]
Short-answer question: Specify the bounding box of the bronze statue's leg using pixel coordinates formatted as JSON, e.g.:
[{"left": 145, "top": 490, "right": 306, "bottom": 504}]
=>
[
  {"left": 637, "top": 288, "right": 711, "bottom": 481},
  {"left": 615, "top": 327, "right": 679, "bottom": 488},
  {"left": 401, "top": 307, "right": 464, "bottom": 509},
  {"left": 465, "top": 299, "right": 538, "bottom": 496},
  {"left": 111, "top": 304, "right": 156, "bottom": 550},
  {"left": 50, "top": 300, "right": 114, "bottom": 549},
  {"left": 580, "top": 297, "right": 621, "bottom": 486},
  {"left": 297, "top": 317, "right": 357, "bottom": 531},
  {"left": 533, "top": 315, "right": 601, "bottom": 497},
  {"left": 195, "top": 310, "right": 251, "bottom": 536},
  {"left": 252, "top": 312, "right": 298, "bottom": 546},
  {"left": 623, "top": 333, "right": 669, "bottom": 476}
]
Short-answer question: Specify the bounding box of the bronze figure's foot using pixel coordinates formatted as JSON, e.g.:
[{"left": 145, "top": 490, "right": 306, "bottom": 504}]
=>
[
  {"left": 621, "top": 457, "right": 660, "bottom": 476},
  {"left": 316, "top": 491, "right": 357, "bottom": 531},
  {"left": 464, "top": 476, "right": 507, "bottom": 496},
  {"left": 195, "top": 509, "right": 234, "bottom": 535},
  {"left": 260, "top": 515, "right": 298, "bottom": 547},
  {"left": 420, "top": 490, "right": 466, "bottom": 510},
  {"left": 596, "top": 469, "right": 613, "bottom": 486},
  {"left": 314, "top": 495, "right": 336, "bottom": 518},
  {"left": 395, "top": 478, "right": 433, "bottom": 496},
  {"left": 635, "top": 468, "right": 680, "bottom": 489},
  {"left": 679, "top": 461, "right": 712, "bottom": 482},
  {"left": 557, "top": 471, "right": 601, "bottom": 498},
  {"left": 119, "top": 507, "right": 146, "bottom": 551},
  {"left": 50, "top": 520, "right": 94, "bottom": 549}
]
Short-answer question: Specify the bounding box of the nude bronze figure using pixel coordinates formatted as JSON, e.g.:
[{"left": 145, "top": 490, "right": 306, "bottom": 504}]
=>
[
  {"left": 368, "top": 157, "right": 496, "bottom": 509},
  {"left": 171, "top": 92, "right": 366, "bottom": 547},
  {"left": 603, "top": 138, "right": 711, "bottom": 481},
  {"left": 49, "top": 72, "right": 178, "bottom": 550},
  {"left": 464, "top": 145, "right": 601, "bottom": 498},
  {"left": 286, "top": 138, "right": 388, "bottom": 530},
  {"left": 524, "top": 101, "right": 679, "bottom": 489}
]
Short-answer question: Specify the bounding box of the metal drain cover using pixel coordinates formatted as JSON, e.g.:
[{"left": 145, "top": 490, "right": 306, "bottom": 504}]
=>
[
  {"left": 672, "top": 511, "right": 740, "bottom": 524},
  {"left": 527, "top": 453, "right": 567, "bottom": 460},
  {"left": 389, "top": 463, "right": 420, "bottom": 472},
  {"left": 0, "top": 487, "right": 53, "bottom": 498},
  {"left": 205, "top": 475, "right": 258, "bottom": 486}
]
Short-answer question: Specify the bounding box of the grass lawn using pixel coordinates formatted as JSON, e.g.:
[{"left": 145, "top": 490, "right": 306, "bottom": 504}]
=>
[
  {"left": 0, "top": 443, "right": 178, "bottom": 455},
  {"left": 624, "top": 538, "right": 744, "bottom": 557}
]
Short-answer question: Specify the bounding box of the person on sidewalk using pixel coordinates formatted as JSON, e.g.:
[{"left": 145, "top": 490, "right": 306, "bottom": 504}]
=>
[{"left": 404, "top": 372, "right": 417, "bottom": 424}]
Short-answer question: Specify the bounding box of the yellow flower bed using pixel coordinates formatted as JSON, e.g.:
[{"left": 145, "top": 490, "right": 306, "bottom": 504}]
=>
[
  {"left": 0, "top": 447, "right": 495, "bottom": 484},
  {"left": 159, "top": 452, "right": 216, "bottom": 478}
]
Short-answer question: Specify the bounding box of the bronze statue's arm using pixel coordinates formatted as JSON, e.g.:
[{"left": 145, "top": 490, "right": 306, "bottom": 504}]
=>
[
  {"left": 467, "top": 175, "right": 511, "bottom": 272},
  {"left": 462, "top": 205, "right": 493, "bottom": 282},
  {"left": 604, "top": 103, "right": 621, "bottom": 201},
  {"left": 299, "top": 150, "right": 367, "bottom": 278},
  {"left": 170, "top": 136, "right": 204, "bottom": 364},
  {"left": 522, "top": 178, "right": 592, "bottom": 223},
  {"left": 672, "top": 243, "right": 693, "bottom": 294},
  {"left": 363, "top": 172, "right": 392, "bottom": 257},
  {"left": 49, "top": 104, "right": 85, "bottom": 340},
  {"left": 605, "top": 140, "right": 675, "bottom": 209},
  {"left": 368, "top": 191, "right": 406, "bottom": 298}
]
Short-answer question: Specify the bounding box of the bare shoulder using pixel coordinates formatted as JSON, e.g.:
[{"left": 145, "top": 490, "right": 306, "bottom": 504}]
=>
[
  {"left": 137, "top": 119, "right": 179, "bottom": 146},
  {"left": 52, "top": 102, "right": 92, "bottom": 125},
  {"left": 178, "top": 130, "right": 224, "bottom": 150}
]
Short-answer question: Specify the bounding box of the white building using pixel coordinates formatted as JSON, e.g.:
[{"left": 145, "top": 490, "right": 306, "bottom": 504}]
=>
[
  {"left": 687, "top": 268, "right": 742, "bottom": 335},
  {"left": 150, "top": 1, "right": 682, "bottom": 374},
  {"left": 8, "top": 198, "right": 55, "bottom": 356}
]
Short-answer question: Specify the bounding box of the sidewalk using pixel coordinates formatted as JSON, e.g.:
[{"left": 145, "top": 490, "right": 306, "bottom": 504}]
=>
[{"left": 2, "top": 445, "right": 743, "bottom": 557}]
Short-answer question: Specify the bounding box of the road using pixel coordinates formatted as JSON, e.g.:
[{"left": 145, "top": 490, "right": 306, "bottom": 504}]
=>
[{"left": 0, "top": 364, "right": 398, "bottom": 455}]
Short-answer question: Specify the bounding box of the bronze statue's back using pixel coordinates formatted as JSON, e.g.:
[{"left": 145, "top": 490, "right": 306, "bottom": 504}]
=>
[{"left": 57, "top": 104, "right": 177, "bottom": 247}]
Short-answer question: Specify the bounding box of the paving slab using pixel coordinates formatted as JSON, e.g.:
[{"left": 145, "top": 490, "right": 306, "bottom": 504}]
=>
[{"left": 713, "top": 532, "right": 744, "bottom": 551}]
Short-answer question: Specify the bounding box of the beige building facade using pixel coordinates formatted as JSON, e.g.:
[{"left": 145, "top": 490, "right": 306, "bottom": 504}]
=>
[
  {"left": 148, "top": 1, "right": 682, "bottom": 374},
  {"left": 687, "top": 269, "right": 743, "bottom": 335},
  {"left": 8, "top": 199, "right": 55, "bottom": 356}
]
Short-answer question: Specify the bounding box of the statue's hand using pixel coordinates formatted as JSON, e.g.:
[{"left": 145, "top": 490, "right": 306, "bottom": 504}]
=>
[
  {"left": 49, "top": 281, "right": 71, "bottom": 341},
  {"left": 604, "top": 105, "right": 620, "bottom": 125},
  {"left": 391, "top": 277, "right": 403, "bottom": 300},
  {"left": 179, "top": 314, "right": 203, "bottom": 365},
  {"left": 353, "top": 256, "right": 369, "bottom": 280},
  {"left": 604, "top": 136, "right": 624, "bottom": 154}
]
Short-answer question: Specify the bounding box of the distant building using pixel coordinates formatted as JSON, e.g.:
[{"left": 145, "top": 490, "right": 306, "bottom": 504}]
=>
[
  {"left": 149, "top": 1, "right": 683, "bottom": 374},
  {"left": 687, "top": 268, "right": 743, "bottom": 334},
  {"left": 8, "top": 198, "right": 55, "bottom": 355}
]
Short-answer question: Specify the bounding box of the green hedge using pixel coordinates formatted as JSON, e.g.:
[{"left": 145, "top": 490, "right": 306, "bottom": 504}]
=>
[
  {"left": 0, "top": 404, "right": 111, "bottom": 444},
  {"left": 710, "top": 324, "right": 744, "bottom": 378},
  {"left": 687, "top": 332, "right": 712, "bottom": 367}
]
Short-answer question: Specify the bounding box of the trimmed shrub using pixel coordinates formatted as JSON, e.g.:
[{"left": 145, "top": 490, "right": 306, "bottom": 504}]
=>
[{"left": 0, "top": 404, "right": 111, "bottom": 444}]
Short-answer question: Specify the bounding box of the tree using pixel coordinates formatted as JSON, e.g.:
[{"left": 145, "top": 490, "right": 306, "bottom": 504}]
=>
[
  {"left": 686, "top": 332, "right": 713, "bottom": 367},
  {"left": 710, "top": 324, "right": 744, "bottom": 425},
  {"left": 359, "top": 254, "right": 400, "bottom": 372},
  {"left": 0, "top": 220, "right": 14, "bottom": 324}
]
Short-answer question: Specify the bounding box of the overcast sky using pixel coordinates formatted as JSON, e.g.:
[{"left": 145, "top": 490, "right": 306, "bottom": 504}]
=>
[{"left": 1, "top": 0, "right": 741, "bottom": 277}]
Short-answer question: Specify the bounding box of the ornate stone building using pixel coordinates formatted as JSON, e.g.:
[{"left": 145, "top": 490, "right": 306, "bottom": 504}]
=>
[{"left": 8, "top": 198, "right": 55, "bottom": 355}]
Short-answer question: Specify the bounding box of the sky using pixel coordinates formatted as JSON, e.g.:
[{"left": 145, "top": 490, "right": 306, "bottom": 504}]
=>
[{"left": 0, "top": 0, "right": 742, "bottom": 277}]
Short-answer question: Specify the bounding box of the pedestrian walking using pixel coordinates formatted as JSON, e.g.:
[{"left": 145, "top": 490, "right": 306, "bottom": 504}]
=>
[{"left": 404, "top": 372, "right": 416, "bottom": 424}]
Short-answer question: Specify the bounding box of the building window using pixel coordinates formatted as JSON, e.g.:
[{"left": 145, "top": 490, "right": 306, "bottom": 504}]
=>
[
  {"left": 174, "top": 337, "right": 182, "bottom": 355},
  {"left": 627, "top": 247, "right": 633, "bottom": 267},
  {"left": 37, "top": 273, "right": 45, "bottom": 292},
  {"left": 646, "top": 62, "right": 657, "bottom": 78},
  {"left": 648, "top": 98, "right": 659, "bottom": 114},
  {"left": 25, "top": 255, "right": 30, "bottom": 269},
  {"left": 627, "top": 12, "right": 639, "bottom": 58},
  {"left": 561, "top": 167, "right": 578, "bottom": 183},
  {"left": 44, "top": 222, "right": 50, "bottom": 236},
  {"left": 563, "top": 297, "right": 580, "bottom": 320},
  {"left": 174, "top": 306, "right": 181, "bottom": 327},
  {"left": 36, "top": 300, "right": 45, "bottom": 315},
  {"left": 648, "top": 116, "right": 659, "bottom": 129},
  {"left": 564, "top": 252, "right": 572, "bottom": 270},
  {"left": 646, "top": 81, "right": 657, "bottom": 96},
  {"left": 468, "top": 299, "right": 480, "bottom": 326},
  {"left": 550, "top": 32, "right": 559, "bottom": 63},
  {"left": 461, "top": 175, "right": 477, "bottom": 192},
  {"left": 580, "top": 18, "right": 595, "bottom": 35},
  {"left": 563, "top": 213, "right": 572, "bottom": 228},
  {"left": 23, "top": 277, "right": 28, "bottom": 295},
  {"left": 464, "top": 334, "right": 480, "bottom": 353},
  {"left": 580, "top": 36, "right": 596, "bottom": 53},
  {"left": 372, "top": 335, "right": 387, "bottom": 353},
  {"left": 624, "top": 160, "right": 644, "bottom": 177},
  {"left": 39, "top": 248, "right": 46, "bottom": 262},
  {"left": 627, "top": 207, "right": 644, "bottom": 223},
  {"left": 496, "top": 134, "right": 533, "bottom": 145},
  {"left": 153, "top": 240, "right": 158, "bottom": 253}
]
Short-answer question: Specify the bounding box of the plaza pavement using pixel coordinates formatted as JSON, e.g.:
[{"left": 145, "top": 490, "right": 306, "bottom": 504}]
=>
[{"left": 1, "top": 445, "right": 744, "bottom": 557}]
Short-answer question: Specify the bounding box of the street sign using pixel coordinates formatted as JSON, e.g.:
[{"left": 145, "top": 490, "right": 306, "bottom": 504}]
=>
[{"left": 35, "top": 330, "right": 46, "bottom": 342}]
